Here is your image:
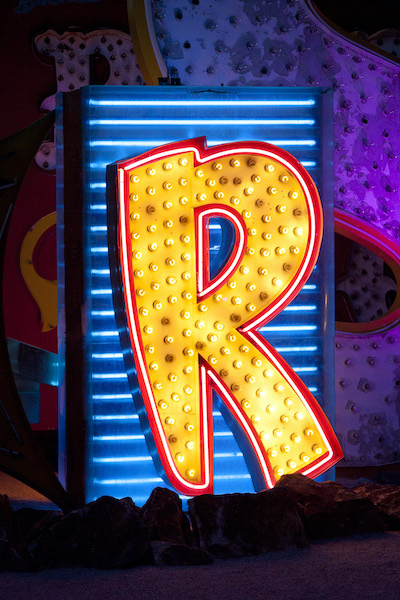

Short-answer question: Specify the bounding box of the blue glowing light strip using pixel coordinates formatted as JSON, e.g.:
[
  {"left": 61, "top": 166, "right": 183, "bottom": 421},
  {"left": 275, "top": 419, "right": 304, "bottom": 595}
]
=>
[
  {"left": 89, "top": 99, "right": 316, "bottom": 107},
  {"left": 90, "top": 225, "right": 107, "bottom": 231},
  {"left": 92, "top": 353, "right": 123, "bottom": 359},
  {"left": 214, "top": 475, "right": 252, "bottom": 480},
  {"left": 93, "top": 415, "right": 139, "bottom": 421},
  {"left": 92, "top": 373, "right": 128, "bottom": 380},
  {"left": 93, "top": 456, "right": 152, "bottom": 463},
  {"left": 283, "top": 305, "right": 317, "bottom": 312},
  {"left": 91, "top": 330, "right": 119, "bottom": 337},
  {"left": 89, "top": 139, "right": 317, "bottom": 147},
  {"left": 93, "top": 434, "right": 144, "bottom": 441},
  {"left": 92, "top": 394, "right": 132, "bottom": 400},
  {"left": 90, "top": 119, "right": 316, "bottom": 126},
  {"left": 274, "top": 346, "right": 318, "bottom": 352},
  {"left": 260, "top": 325, "right": 318, "bottom": 332},
  {"left": 93, "top": 478, "right": 163, "bottom": 485}
]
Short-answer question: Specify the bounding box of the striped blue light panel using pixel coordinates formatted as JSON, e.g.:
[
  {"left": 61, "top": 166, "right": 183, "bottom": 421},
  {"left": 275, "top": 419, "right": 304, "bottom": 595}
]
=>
[{"left": 58, "top": 86, "right": 334, "bottom": 506}]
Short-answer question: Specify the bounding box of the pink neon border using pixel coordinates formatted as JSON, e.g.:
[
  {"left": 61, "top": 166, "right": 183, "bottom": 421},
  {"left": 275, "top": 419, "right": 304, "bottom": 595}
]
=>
[{"left": 116, "top": 137, "right": 343, "bottom": 495}]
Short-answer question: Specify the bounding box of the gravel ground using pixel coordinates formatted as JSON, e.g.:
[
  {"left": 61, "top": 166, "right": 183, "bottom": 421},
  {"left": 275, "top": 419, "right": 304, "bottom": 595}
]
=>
[
  {"left": 2, "top": 472, "right": 400, "bottom": 600},
  {"left": 1, "top": 532, "right": 400, "bottom": 600}
]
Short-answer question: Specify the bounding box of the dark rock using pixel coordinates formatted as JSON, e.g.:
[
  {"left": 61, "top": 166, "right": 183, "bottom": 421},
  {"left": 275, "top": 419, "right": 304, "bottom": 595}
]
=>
[
  {"left": 304, "top": 497, "right": 385, "bottom": 539},
  {"left": 14, "top": 508, "right": 63, "bottom": 544},
  {"left": 140, "top": 487, "right": 193, "bottom": 545},
  {"left": 276, "top": 473, "right": 385, "bottom": 539},
  {"left": 353, "top": 483, "right": 400, "bottom": 530},
  {"left": 0, "top": 495, "right": 36, "bottom": 571},
  {"left": 150, "top": 541, "right": 213, "bottom": 566},
  {"left": 276, "top": 472, "right": 358, "bottom": 504},
  {"left": 188, "top": 486, "right": 308, "bottom": 558},
  {"left": 30, "top": 495, "right": 150, "bottom": 569},
  {"left": 0, "top": 540, "right": 34, "bottom": 572},
  {"left": 375, "top": 471, "right": 400, "bottom": 486}
]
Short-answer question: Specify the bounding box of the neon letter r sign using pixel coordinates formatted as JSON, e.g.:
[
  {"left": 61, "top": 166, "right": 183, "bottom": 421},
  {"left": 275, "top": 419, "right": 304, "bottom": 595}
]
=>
[{"left": 108, "top": 137, "right": 343, "bottom": 497}]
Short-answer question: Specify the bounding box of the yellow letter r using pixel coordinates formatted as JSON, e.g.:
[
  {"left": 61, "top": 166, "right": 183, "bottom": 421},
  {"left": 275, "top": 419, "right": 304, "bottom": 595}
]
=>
[{"left": 112, "top": 137, "right": 343, "bottom": 496}]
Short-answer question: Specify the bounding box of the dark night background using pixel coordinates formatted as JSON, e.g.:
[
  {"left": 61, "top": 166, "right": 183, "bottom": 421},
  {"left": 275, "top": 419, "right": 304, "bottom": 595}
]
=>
[{"left": 314, "top": 0, "right": 399, "bottom": 35}]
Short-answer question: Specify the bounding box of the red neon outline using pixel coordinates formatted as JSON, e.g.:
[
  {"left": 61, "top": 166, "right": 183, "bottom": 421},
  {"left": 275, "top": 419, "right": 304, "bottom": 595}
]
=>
[
  {"left": 116, "top": 137, "right": 342, "bottom": 495},
  {"left": 195, "top": 204, "right": 247, "bottom": 300},
  {"left": 335, "top": 208, "right": 400, "bottom": 333}
]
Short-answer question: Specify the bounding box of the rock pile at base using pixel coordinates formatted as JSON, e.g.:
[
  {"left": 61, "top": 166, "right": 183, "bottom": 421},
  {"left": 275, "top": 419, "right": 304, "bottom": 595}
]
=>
[
  {"left": 188, "top": 486, "right": 308, "bottom": 558},
  {"left": 1, "top": 473, "right": 398, "bottom": 571},
  {"left": 275, "top": 473, "right": 385, "bottom": 540},
  {"left": 352, "top": 482, "right": 400, "bottom": 530}
]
